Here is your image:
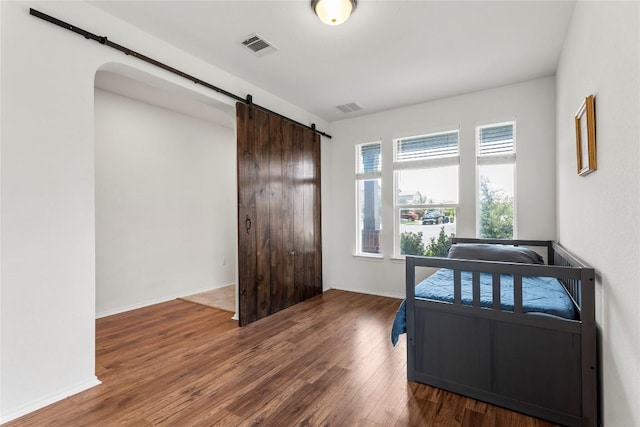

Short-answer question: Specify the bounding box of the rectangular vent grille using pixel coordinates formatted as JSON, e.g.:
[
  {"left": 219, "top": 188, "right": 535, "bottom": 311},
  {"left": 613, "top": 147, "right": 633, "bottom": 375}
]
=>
[
  {"left": 241, "top": 33, "right": 278, "bottom": 57},
  {"left": 336, "top": 102, "right": 364, "bottom": 113}
]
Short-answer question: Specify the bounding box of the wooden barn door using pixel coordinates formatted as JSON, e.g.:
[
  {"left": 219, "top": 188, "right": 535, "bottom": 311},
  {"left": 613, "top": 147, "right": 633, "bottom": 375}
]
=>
[{"left": 236, "top": 103, "right": 322, "bottom": 326}]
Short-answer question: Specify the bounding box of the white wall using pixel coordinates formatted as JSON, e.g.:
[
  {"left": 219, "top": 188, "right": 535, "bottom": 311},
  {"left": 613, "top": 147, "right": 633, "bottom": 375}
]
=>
[
  {"left": 324, "top": 77, "right": 556, "bottom": 298},
  {"left": 95, "top": 88, "right": 236, "bottom": 317},
  {"left": 0, "top": 1, "right": 327, "bottom": 422},
  {"left": 556, "top": 2, "right": 640, "bottom": 425}
]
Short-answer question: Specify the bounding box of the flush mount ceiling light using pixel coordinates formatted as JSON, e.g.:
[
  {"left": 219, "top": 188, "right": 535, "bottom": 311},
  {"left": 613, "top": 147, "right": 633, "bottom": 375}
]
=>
[{"left": 311, "top": 0, "right": 357, "bottom": 26}]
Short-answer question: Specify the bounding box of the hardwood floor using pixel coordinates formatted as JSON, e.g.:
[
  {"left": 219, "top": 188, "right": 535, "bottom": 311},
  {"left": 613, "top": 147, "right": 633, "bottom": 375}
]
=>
[{"left": 6, "top": 290, "right": 557, "bottom": 426}]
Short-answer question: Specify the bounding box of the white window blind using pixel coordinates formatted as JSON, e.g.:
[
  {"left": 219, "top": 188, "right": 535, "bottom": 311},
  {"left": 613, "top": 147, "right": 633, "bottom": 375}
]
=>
[
  {"left": 478, "top": 124, "right": 514, "bottom": 157},
  {"left": 357, "top": 142, "right": 382, "bottom": 174},
  {"left": 396, "top": 131, "right": 459, "bottom": 163}
]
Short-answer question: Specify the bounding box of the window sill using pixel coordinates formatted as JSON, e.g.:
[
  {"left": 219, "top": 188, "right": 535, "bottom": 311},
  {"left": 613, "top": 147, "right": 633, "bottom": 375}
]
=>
[
  {"left": 352, "top": 255, "right": 409, "bottom": 265},
  {"left": 352, "top": 253, "right": 384, "bottom": 261}
]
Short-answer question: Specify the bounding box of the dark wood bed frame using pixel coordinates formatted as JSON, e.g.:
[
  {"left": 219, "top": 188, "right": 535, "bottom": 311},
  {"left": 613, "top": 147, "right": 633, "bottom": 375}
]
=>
[{"left": 405, "top": 238, "right": 597, "bottom": 426}]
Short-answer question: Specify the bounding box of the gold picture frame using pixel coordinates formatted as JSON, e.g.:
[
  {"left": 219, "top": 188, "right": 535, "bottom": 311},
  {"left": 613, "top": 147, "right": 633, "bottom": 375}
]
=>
[{"left": 575, "top": 95, "right": 597, "bottom": 176}]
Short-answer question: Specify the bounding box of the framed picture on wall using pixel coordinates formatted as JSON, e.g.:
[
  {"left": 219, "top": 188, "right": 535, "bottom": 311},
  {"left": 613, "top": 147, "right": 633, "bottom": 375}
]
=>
[{"left": 575, "top": 94, "right": 596, "bottom": 176}]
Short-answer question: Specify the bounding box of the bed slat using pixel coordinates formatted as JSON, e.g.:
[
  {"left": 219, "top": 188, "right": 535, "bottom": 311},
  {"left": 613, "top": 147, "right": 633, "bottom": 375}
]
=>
[
  {"left": 513, "top": 275, "right": 523, "bottom": 313},
  {"left": 472, "top": 272, "right": 481, "bottom": 307},
  {"left": 492, "top": 273, "right": 501, "bottom": 310},
  {"left": 454, "top": 270, "right": 462, "bottom": 304}
]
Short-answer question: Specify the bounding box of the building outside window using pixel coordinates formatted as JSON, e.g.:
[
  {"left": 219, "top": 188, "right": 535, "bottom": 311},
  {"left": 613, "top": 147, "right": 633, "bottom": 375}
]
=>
[
  {"left": 356, "top": 142, "right": 382, "bottom": 255},
  {"left": 477, "top": 122, "right": 516, "bottom": 239},
  {"left": 394, "top": 130, "right": 459, "bottom": 257}
]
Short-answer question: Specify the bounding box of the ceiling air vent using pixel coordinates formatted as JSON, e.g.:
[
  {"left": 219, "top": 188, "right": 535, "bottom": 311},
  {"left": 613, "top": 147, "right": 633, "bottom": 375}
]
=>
[
  {"left": 336, "top": 102, "right": 364, "bottom": 113},
  {"left": 241, "top": 33, "right": 278, "bottom": 57}
]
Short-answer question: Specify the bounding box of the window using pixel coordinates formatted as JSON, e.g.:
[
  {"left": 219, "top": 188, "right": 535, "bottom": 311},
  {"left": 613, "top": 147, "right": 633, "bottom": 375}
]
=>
[
  {"left": 394, "top": 130, "right": 458, "bottom": 257},
  {"left": 356, "top": 142, "right": 382, "bottom": 255},
  {"left": 477, "top": 122, "right": 516, "bottom": 239}
]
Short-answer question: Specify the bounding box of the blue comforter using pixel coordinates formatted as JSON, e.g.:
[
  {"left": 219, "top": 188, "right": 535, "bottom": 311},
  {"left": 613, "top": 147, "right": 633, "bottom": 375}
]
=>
[{"left": 391, "top": 269, "right": 576, "bottom": 346}]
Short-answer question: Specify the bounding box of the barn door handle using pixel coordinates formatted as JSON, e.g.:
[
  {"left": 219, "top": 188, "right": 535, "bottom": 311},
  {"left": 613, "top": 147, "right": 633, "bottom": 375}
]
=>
[{"left": 245, "top": 215, "right": 252, "bottom": 234}]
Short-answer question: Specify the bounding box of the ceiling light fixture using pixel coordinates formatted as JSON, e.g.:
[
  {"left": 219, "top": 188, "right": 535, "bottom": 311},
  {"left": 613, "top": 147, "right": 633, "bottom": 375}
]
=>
[{"left": 311, "top": 0, "right": 357, "bottom": 26}]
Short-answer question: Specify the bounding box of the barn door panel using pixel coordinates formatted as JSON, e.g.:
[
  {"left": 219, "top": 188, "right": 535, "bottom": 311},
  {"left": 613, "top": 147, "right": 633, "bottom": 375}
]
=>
[
  {"left": 304, "top": 129, "right": 322, "bottom": 300},
  {"left": 237, "top": 103, "right": 322, "bottom": 326},
  {"left": 281, "top": 120, "right": 297, "bottom": 311},
  {"left": 292, "top": 124, "right": 306, "bottom": 306},
  {"left": 268, "top": 114, "right": 285, "bottom": 313},
  {"left": 253, "top": 108, "right": 272, "bottom": 320},
  {"left": 236, "top": 103, "right": 258, "bottom": 325},
  {"left": 311, "top": 132, "right": 323, "bottom": 297}
]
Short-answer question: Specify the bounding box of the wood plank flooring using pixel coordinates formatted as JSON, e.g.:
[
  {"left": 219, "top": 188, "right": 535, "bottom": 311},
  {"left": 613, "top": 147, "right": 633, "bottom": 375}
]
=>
[{"left": 6, "top": 290, "right": 557, "bottom": 426}]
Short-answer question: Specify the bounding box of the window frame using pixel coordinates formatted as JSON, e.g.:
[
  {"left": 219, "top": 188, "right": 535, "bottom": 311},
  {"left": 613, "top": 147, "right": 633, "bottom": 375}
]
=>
[
  {"left": 392, "top": 129, "right": 460, "bottom": 258},
  {"left": 355, "top": 141, "right": 383, "bottom": 257},
  {"left": 476, "top": 121, "right": 517, "bottom": 239}
]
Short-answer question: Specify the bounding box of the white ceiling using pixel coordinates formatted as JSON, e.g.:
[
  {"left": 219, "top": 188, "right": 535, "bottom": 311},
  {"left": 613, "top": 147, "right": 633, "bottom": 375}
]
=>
[{"left": 88, "top": 0, "right": 576, "bottom": 122}]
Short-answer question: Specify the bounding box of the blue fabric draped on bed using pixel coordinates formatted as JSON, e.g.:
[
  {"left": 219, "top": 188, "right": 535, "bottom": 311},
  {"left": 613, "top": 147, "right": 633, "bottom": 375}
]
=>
[{"left": 391, "top": 268, "right": 576, "bottom": 346}]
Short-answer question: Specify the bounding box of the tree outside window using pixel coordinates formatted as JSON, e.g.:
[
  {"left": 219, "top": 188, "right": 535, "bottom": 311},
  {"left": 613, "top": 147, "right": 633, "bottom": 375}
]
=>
[{"left": 479, "top": 175, "right": 513, "bottom": 239}]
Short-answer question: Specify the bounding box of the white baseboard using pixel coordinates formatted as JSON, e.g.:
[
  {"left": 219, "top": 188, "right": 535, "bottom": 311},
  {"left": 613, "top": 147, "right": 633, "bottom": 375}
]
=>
[
  {"left": 0, "top": 377, "right": 101, "bottom": 424},
  {"left": 328, "top": 286, "right": 404, "bottom": 300},
  {"left": 96, "top": 282, "right": 235, "bottom": 319},
  {"left": 96, "top": 295, "right": 179, "bottom": 318}
]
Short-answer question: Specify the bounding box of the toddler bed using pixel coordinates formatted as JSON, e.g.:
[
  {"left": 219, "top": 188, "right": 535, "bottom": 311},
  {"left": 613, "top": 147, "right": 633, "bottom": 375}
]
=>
[{"left": 392, "top": 239, "right": 597, "bottom": 427}]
